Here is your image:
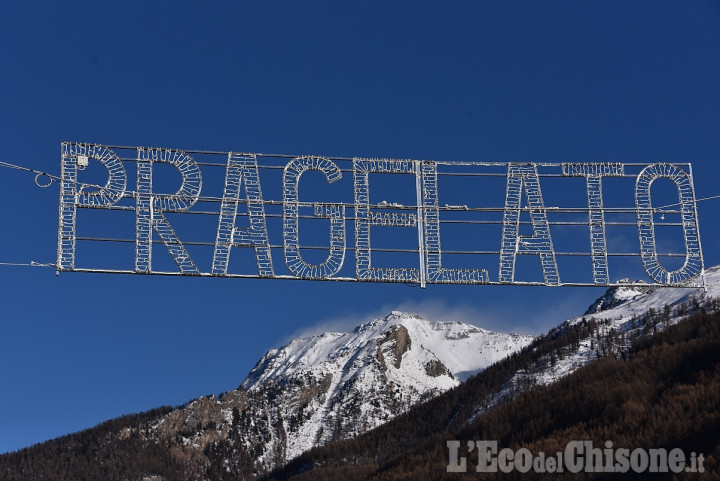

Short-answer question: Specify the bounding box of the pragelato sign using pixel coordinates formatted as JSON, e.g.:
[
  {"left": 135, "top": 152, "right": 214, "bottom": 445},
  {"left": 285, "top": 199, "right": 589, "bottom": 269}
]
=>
[{"left": 57, "top": 142, "right": 705, "bottom": 288}]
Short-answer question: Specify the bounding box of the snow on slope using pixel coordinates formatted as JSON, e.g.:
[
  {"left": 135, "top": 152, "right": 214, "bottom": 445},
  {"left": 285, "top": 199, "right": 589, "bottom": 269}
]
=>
[
  {"left": 472, "top": 266, "right": 720, "bottom": 419},
  {"left": 583, "top": 282, "right": 652, "bottom": 315},
  {"left": 240, "top": 311, "right": 532, "bottom": 461},
  {"left": 575, "top": 267, "right": 719, "bottom": 324},
  {"left": 146, "top": 310, "right": 534, "bottom": 475},
  {"left": 544, "top": 267, "right": 719, "bottom": 381},
  {"left": 243, "top": 310, "right": 531, "bottom": 389}
]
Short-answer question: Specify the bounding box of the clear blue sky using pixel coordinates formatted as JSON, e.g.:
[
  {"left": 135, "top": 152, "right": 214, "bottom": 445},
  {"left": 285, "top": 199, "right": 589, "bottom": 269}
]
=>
[{"left": 1, "top": 1, "right": 719, "bottom": 454}]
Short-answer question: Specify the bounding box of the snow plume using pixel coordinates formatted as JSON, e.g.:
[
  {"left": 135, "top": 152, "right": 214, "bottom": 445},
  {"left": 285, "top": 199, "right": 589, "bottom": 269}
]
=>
[{"left": 288, "top": 298, "right": 524, "bottom": 343}]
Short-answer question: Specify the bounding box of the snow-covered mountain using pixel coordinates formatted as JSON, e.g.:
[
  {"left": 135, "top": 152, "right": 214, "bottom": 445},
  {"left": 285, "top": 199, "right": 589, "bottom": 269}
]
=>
[
  {"left": 244, "top": 310, "right": 531, "bottom": 388},
  {"left": 582, "top": 280, "right": 653, "bottom": 315},
  {"left": 267, "top": 270, "right": 720, "bottom": 481},
  {"left": 577, "top": 267, "right": 719, "bottom": 322},
  {"left": 469, "top": 266, "right": 720, "bottom": 419},
  {"left": 6, "top": 268, "right": 718, "bottom": 481},
  {"left": 239, "top": 311, "right": 531, "bottom": 461},
  {"left": 146, "top": 311, "right": 532, "bottom": 475}
]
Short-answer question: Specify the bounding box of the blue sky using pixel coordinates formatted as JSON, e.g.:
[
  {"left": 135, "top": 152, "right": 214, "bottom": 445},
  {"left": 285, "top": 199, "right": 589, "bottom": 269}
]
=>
[{"left": 1, "top": 1, "right": 719, "bottom": 454}]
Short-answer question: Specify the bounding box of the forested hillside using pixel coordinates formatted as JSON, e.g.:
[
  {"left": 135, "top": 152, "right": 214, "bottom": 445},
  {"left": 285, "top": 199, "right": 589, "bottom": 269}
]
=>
[{"left": 266, "top": 299, "right": 720, "bottom": 480}]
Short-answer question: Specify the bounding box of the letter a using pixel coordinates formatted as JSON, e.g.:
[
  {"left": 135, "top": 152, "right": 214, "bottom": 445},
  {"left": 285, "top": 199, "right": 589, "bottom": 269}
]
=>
[
  {"left": 498, "top": 163, "right": 560, "bottom": 285},
  {"left": 212, "top": 153, "right": 274, "bottom": 277}
]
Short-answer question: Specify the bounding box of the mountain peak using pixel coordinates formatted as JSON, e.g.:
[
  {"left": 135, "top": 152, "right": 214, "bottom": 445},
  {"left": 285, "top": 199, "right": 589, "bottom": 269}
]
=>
[
  {"left": 238, "top": 310, "right": 532, "bottom": 461},
  {"left": 352, "top": 311, "right": 424, "bottom": 334},
  {"left": 584, "top": 282, "right": 653, "bottom": 315},
  {"left": 387, "top": 310, "right": 423, "bottom": 320}
]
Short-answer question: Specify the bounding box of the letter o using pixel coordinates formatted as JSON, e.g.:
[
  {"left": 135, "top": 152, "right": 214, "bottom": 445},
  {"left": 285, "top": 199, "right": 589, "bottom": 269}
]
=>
[
  {"left": 514, "top": 448, "right": 532, "bottom": 473},
  {"left": 630, "top": 448, "right": 649, "bottom": 473},
  {"left": 635, "top": 164, "right": 703, "bottom": 285}
]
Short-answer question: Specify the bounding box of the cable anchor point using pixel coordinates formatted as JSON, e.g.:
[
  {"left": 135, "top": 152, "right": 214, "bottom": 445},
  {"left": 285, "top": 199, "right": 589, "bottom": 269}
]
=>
[{"left": 34, "top": 173, "right": 53, "bottom": 188}]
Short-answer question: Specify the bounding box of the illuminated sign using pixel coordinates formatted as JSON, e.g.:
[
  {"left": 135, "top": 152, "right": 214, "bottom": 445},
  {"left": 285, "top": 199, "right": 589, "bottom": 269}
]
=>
[{"left": 57, "top": 143, "right": 705, "bottom": 287}]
